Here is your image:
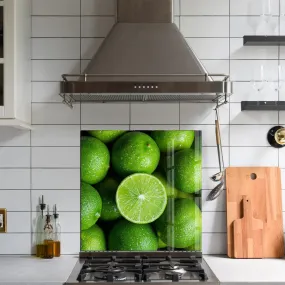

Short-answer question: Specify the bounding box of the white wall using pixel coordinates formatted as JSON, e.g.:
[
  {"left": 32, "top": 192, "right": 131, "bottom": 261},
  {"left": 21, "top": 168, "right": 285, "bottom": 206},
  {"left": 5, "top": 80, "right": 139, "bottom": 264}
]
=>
[{"left": 0, "top": 0, "right": 285, "bottom": 255}]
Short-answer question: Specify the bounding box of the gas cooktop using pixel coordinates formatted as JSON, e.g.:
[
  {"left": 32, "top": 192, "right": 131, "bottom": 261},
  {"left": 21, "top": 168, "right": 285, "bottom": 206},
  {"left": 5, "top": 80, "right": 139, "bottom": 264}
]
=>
[{"left": 65, "top": 253, "right": 218, "bottom": 284}]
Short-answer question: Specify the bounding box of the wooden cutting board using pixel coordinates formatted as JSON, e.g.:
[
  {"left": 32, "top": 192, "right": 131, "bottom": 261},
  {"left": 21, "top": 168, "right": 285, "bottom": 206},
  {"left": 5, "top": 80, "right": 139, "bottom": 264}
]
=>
[
  {"left": 233, "top": 196, "right": 263, "bottom": 258},
  {"left": 226, "top": 167, "right": 284, "bottom": 258}
]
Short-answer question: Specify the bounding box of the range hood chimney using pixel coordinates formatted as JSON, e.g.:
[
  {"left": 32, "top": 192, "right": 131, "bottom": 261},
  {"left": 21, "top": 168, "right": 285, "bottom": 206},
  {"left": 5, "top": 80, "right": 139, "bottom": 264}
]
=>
[{"left": 60, "top": 0, "right": 232, "bottom": 107}]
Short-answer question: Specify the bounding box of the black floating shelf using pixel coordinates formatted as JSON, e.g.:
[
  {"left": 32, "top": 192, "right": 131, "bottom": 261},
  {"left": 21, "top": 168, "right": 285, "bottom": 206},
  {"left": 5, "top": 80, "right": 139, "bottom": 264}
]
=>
[
  {"left": 243, "top": 36, "right": 285, "bottom": 46},
  {"left": 241, "top": 101, "right": 285, "bottom": 111}
]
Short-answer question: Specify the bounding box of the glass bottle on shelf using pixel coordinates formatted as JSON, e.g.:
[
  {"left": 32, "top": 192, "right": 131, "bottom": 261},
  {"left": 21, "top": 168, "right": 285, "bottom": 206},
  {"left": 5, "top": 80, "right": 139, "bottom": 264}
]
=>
[
  {"left": 36, "top": 195, "right": 46, "bottom": 258},
  {"left": 43, "top": 205, "right": 54, "bottom": 259},
  {"left": 53, "top": 205, "right": 61, "bottom": 257}
]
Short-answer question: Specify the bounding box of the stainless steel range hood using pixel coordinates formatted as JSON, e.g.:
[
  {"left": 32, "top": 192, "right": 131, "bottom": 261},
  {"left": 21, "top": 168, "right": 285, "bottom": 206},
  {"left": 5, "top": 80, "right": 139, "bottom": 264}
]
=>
[{"left": 60, "top": 0, "right": 232, "bottom": 107}]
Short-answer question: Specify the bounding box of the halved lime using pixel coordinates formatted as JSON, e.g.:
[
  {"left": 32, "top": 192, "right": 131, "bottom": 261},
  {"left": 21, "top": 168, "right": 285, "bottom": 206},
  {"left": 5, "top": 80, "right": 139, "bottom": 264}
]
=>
[{"left": 116, "top": 174, "right": 167, "bottom": 224}]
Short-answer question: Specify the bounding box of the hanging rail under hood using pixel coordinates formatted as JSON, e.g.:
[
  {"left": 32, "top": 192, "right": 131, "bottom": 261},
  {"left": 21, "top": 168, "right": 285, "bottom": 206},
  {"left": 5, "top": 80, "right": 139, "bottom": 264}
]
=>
[{"left": 60, "top": 0, "right": 233, "bottom": 107}]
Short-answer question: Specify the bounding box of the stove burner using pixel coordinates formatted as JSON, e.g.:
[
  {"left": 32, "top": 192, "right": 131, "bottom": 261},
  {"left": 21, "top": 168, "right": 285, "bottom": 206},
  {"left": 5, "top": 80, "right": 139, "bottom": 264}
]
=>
[
  {"left": 166, "top": 268, "right": 186, "bottom": 274},
  {"left": 95, "top": 273, "right": 127, "bottom": 282},
  {"left": 159, "top": 260, "right": 186, "bottom": 276},
  {"left": 92, "top": 262, "right": 128, "bottom": 282},
  {"left": 165, "top": 270, "right": 183, "bottom": 281},
  {"left": 159, "top": 261, "right": 180, "bottom": 271},
  {"left": 95, "top": 262, "right": 126, "bottom": 274},
  {"left": 76, "top": 255, "right": 208, "bottom": 283}
]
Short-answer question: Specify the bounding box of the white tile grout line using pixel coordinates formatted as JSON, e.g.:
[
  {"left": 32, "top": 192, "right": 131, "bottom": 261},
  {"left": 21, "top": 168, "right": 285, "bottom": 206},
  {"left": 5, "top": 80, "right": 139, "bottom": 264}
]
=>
[
  {"left": 30, "top": 0, "right": 33, "bottom": 251},
  {"left": 30, "top": 15, "right": 282, "bottom": 17}
]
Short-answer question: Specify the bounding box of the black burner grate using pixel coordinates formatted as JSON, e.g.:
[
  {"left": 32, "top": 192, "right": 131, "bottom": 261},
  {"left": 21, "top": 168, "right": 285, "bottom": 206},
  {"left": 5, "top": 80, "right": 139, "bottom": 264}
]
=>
[{"left": 77, "top": 255, "right": 207, "bottom": 282}]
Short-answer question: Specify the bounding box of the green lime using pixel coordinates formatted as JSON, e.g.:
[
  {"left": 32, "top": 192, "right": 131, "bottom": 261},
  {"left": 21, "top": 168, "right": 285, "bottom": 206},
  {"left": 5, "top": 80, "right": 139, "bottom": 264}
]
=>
[
  {"left": 153, "top": 172, "right": 192, "bottom": 199},
  {"left": 176, "top": 192, "right": 194, "bottom": 199},
  {"left": 167, "top": 148, "right": 202, "bottom": 194},
  {"left": 151, "top": 131, "right": 195, "bottom": 152},
  {"left": 155, "top": 199, "right": 202, "bottom": 248},
  {"left": 81, "top": 137, "right": 110, "bottom": 184},
  {"left": 81, "top": 182, "right": 102, "bottom": 230},
  {"left": 112, "top": 132, "right": 160, "bottom": 177},
  {"left": 96, "top": 177, "right": 121, "bottom": 221},
  {"left": 186, "top": 239, "right": 201, "bottom": 251},
  {"left": 88, "top": 130, "right": 127, "bottom": 144},
  {"left": 81, "top": 224, "right": 106, "bottom": 251},
  {"left": 109, "top": 219, "right": 158, "bottom": 251},
  {"left": 116, "top": 174, "right": 167, "bottom": 224},
  {"left": 158, "top": 238, "right": 167, "bottom": 249},
  {"left": 157, "top": 232, "right": 167, "bottom": 249}
]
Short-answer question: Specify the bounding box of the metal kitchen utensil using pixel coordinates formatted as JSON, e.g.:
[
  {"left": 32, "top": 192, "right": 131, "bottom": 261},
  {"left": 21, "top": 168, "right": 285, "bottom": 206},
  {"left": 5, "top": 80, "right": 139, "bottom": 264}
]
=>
[
  {"left": 207, "top": 108, "right": 225, "bottom": 201},
  {"left": 207, "top": 181, "right": 224, "bottom": 201},
  {"left": 211, "top": 171, "right": 223, "bottom": 182},
  {"left": 210, "top": 119, "right": 224, "bottom": 182}
]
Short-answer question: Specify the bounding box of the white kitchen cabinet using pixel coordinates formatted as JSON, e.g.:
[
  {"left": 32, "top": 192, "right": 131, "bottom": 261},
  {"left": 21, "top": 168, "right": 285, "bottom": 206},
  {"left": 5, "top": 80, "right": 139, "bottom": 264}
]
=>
[{"left": 0, "top": 0, "right": 31, "bottom": 129}]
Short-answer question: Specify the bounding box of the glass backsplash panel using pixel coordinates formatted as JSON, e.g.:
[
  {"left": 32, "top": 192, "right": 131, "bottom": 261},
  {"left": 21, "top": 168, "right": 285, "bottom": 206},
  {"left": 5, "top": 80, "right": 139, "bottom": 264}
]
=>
[{"left": 80, "top": 130, "right": 202, "bottom": 252}]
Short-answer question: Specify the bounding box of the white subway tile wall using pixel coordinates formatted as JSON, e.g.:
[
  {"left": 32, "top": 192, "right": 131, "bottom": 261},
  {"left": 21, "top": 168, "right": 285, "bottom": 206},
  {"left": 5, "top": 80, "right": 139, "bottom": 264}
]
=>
[
  {"left": 230, "top": 0, "right": 280, "bottom": 15},
  {"left": 32, "top": 38, "right": 81, "bottom": 60},
  {"left": 0, "top": 0, "right": 285, "bottom": 255}
]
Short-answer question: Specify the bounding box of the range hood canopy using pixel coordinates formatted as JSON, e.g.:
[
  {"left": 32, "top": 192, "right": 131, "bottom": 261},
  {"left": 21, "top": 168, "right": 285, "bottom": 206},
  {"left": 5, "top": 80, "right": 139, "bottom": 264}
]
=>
[{"left": 60, "top": 0, "right": 232, "bottom": 107}]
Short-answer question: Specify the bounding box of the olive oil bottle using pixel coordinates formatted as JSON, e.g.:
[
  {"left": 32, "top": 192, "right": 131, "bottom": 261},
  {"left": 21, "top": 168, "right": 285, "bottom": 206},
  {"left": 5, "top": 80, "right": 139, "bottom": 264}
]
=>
[
  {"left": 43, "top": 206, "right": 54, "bottom": 259},
  {"left": 36, "top": 196, "right": 46, "bottom": 258},
  {"left": 53, "top": 205, "right": 61, "bottom": 257}
]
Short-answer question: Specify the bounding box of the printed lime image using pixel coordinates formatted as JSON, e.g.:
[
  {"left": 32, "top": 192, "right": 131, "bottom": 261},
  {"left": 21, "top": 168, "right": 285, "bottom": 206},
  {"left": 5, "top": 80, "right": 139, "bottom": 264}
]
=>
[
  {"left": 155, "top": 199, "right": 202, "bottom": 248},
  {"left": 81, "top": 224, "right": 106, "bottom": 251},
  {"left": 151, "top": 130, "right": 195, "bottom": 152},
  {"left": 81, "top": 182, "right": 102, "bottom": 230},
  {"left": 112, "top": 132, "right": 160, "bottom": 177},
  {"left": 109, "top": 220, "right": 158, "bottom": 251},
  {"left": 80, "top": 130, "right": 202, "bottom": 252},
  {"left": 88, "top": 130, "right": 127, "bottom": 144},
  {"left": 168, "top": 148, "right": 202, "bottom": 194},
  {"left": 81, "top": 136, "right": 110, "bottom": 184},
  {"left": 152, "top": 172, "right": 192, "bottom": 199},
  {"left": 116, "top": 174, "right": 167, "bottom": 224},
  {"left": 96, "top": 177, "right": 122, "bottom": 221}
]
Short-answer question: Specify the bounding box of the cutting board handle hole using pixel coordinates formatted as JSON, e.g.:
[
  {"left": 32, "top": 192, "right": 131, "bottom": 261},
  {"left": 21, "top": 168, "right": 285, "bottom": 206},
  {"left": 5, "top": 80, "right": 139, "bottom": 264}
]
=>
[{"left": 251, "top": 173, "right": 257, "bottom": 180}]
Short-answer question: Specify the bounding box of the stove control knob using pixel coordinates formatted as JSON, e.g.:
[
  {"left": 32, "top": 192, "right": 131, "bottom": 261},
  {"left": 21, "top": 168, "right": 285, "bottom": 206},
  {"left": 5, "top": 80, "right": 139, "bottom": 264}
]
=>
[
  {"left": 106, "top": 274, "right": 114, "bottom": 282},
  {"left": 135, "top": 273, "right": 142, "bottom": 282},
  {"left": 199, "top": 273, "right": 207, "bottom": 281},
  {"left": 143, "top": 273, "right": 151, "bottom": 282},
  {"left": 172, "top": 274, "right": 180, "bottom": 282}
]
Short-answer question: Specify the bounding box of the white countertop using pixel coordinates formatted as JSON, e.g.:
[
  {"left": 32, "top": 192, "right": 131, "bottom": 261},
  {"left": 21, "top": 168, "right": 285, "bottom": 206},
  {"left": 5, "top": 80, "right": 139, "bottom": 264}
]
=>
[
  {"left": 0, "top": 255, "right": 78, "bottom": 285},
  {"left": 204, "top": 255, "right": 285, "bottom": 284},
  {"left": 1, "top": 255, "right": 285, "bottom": 284}
]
